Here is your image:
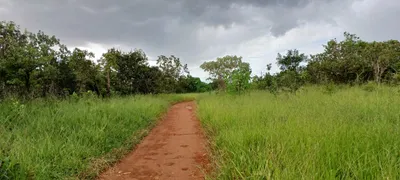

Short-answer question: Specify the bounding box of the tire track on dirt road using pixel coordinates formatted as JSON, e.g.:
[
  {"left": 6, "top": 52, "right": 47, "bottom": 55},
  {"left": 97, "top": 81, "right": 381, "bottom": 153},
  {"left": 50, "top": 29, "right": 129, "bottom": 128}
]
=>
[{"left": 98, "top": 101, "right": 210, "bottom": 180}]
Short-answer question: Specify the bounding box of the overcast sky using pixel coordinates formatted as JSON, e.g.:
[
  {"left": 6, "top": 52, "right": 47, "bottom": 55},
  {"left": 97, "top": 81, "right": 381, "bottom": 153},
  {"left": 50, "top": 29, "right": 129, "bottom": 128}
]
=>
[{"left": 1, "top": 0, "right": 399, "bottom": 80}]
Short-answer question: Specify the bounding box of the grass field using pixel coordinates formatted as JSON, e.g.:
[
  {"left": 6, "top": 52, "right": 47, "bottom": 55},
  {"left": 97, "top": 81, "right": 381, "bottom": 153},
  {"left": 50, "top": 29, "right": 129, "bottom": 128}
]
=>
[
  {"left": 197, "top": 86, "right": 400, "bottom": 179},
  {"left": 0, "top": 94, "right": 194, "bottom": 179},
  {"left": 2, "top": 86, "right": 400, "bottom": 179}
]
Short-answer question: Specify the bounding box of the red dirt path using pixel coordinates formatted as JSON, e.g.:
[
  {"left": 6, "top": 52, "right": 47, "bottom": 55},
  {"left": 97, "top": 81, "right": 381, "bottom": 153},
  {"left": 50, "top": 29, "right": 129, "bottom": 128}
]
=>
[{"left": 98, "top": 101, "right": 210, "bottom": 180}]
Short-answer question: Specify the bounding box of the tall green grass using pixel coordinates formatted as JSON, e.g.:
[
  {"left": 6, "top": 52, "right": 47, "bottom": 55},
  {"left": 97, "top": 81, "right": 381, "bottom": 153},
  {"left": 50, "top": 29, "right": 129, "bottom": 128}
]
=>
[
  {"left": 197, "top": 86, "right": 400, "bottom": 179},
  {"left": 0, "top": 94, "right": 194, "bottom": 179}
]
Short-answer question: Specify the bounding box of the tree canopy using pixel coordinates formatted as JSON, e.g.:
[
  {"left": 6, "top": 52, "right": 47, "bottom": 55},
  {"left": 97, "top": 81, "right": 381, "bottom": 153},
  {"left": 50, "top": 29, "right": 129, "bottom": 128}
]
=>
[
  {"left": 251, "top": 32, "right": 400, "bottom": 93},
  {"left": 200, "top": 55, "right": 251, "bottom": 93},
  {"left": 201, "top": 32, "right": 400, "bottom": 94},
  {"left": 0, "top": 21, "right": 210, "bottom": 99},
  {"left": 2, "top": 21, "right": 400, "bottom": 99}
]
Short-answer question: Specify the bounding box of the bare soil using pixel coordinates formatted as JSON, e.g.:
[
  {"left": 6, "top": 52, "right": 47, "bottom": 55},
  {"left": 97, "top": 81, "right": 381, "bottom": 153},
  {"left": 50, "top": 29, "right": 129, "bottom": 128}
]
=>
[{"left": 98, "top": 101, "right": 210, "bottom": 180}]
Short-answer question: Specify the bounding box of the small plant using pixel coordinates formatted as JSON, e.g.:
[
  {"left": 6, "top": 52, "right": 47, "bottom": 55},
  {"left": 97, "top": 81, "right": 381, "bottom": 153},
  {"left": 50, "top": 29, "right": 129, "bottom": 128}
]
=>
[
  {"left": 323, "top": 82, "right": 337, "bottom": 95},
  {"left": 69, "top": 92, "right": 80, "bottom": 102},
  {"left": 83, "top": 90, "right": 96, "bottom": 98},
  {"left": 389, "top": 73, "right": 400, "bottom": 85},
  {"left": 268, "top": 79, "right": 279, "bottom": 96},
  {"left": 0, "top": 157, "right": 28, "bottom": 180},
  {"left": 363, "top": 81, "right": 377, "bottom": 92}
]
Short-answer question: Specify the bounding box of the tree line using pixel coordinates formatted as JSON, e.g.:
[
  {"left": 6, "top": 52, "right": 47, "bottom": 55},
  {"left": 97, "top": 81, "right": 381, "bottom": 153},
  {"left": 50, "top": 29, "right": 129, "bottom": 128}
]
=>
[
  {"left": 2, "top": 21, "right": 400, "bottom": 99},
  {"left": 0, "top": 21, "right": 211, "bottom": 99},
  {"left": 202, "top": 32, "right": 400, "bottom": 94}
]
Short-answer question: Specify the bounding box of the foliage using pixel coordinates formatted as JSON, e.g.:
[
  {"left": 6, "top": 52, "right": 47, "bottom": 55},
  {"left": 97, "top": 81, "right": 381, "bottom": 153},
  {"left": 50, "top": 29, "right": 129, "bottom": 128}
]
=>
[
  {"left": 249, "top": 32, "right": 400, "bottom": 93},
  {"left": 275, "top": 49, "right": 307, "bottom": 92},
  {"left": 0, "top": 21, "right": 209, "bottom": 100},
  {"left": 156, "top": 55, "right": 189, "bottom": 93},
  {"left": 306, "top": 32, "right": 400, "bottom": 85},
  {"left": 176, "top": 75, "right": 211, "bottom": 93},
  {"left": 0, "top": 21, "right": 63, "bottom": 98},
  {"left": 323, "top": 81, "right": 339, "bottom": 95},
  {"left": 276, "top": 49, "right": 307, "bottom": 72},
  {"left": 252, "top": 63, "right": 278, "bottom": 94},
  {"left": 114, "top": 49, "right": 149, "bottom": 94},
  {"left": 99, "top": 48, "right": 121, "bottom": 97},
  {"left": 200, "top": 55, "right": 252, "bottom": 93},
  {"left": 226, "top": 62, "right": 252, "bottom": 94}
]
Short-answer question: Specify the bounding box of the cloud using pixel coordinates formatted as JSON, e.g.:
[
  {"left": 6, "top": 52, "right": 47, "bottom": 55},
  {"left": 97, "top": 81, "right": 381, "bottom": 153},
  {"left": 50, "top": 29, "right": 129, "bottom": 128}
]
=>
[
  {"left": 1, "top": 0, "right": 399, "bottom": 80},
  {"left": 336, "top": 0, "right": 400, "bottom": 41},
  {"left": 0, "top": 0, "right": 11, "bottom": 14}
]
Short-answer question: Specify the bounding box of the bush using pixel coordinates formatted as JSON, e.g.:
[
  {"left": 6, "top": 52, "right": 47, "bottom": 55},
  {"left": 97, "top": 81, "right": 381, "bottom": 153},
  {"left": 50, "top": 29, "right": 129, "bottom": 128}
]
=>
[
  {"left": 362, "top": 81, "right": 377, "bottom": 92},
  {"left": 323, "top": 82, "right": 338, "bottom": 95}
]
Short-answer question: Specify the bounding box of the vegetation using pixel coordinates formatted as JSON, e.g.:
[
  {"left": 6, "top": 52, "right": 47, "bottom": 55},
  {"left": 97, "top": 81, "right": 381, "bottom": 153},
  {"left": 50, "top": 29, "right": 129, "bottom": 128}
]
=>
[
  {"left": 0, "top": 21, "right": 211, "bottom": 100},
  {"left": 196, "top": 32, "right": 400, "bottom": 179},
  {"left": 0, "top": 94, "right": 195, "bottom": 179},
  {"left": 2, "top": 21, "right": 399, "bottom": 99},
  {"left": 2, "top": 19, "right": 400, "bottom": 180},
  {"left": 200, "top": 55, "right": 252, "bottom": 94},
  {"left": 307, "top": 33, "right": 400, "bottom": 85},
  {"left": 251, "top": 32, "right": 400, "bottom": 93},
  {"left": 197, "top": 86, "right": 400, "bottom": 179}
]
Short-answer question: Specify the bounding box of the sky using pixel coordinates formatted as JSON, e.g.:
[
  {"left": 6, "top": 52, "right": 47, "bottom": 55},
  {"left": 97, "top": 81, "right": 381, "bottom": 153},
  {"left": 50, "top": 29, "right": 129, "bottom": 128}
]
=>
[{"left": 1, "top": 0, "right": 399, "bottom": 80}]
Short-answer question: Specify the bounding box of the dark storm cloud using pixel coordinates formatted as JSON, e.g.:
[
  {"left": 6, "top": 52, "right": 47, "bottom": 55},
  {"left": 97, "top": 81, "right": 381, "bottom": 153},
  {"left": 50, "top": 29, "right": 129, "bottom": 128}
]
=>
[
  {"left": 2, "top": 0, "right": 320, "bottom": 44},
  {"left": 0, "top": 0, "right": 356, "bottom": 67},
  {"left": 3, "top": 0, "right": 398, "bottom": 79}
]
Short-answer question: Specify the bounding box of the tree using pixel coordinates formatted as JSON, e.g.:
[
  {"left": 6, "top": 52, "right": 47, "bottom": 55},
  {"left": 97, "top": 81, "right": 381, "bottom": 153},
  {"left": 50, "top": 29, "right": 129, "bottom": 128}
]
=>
[
  {"left": 137, "top": 66, "right": 163, "bottom": 94},
  {"left": 0, "top": 21, "right": 62, "bottom": 97},
  {"left": 99, "top": 48, "right": 121, "bottom": 97},
  {"left": 305, "top": 32, "right": 400, "bottom": 85},
  {"left": 364, "top": 40, "right": 400, "bottom": 84},
  {"left": 116, "top": 49, "right": 149, "bottom": 94},
  {"left": 177, "top": 75, "right": 210, "bottom": 93},
  {"left": 1, "top": 20, "right": 211, "bottom": 99},
  {"left": 156, "top": 55, "right": 188, "bottom": 93},
  {"left": 227, "top": 62, "right": 252, "bottom": 94},
  {"left": 0, "top": 21, "right": 29, "bottom": 96},
  {"left": 200, "top": 55, "right": 245, "bottom": 91},
  {"left": 339, "top": 32, "right": 369, "bottom": 84},
  {"left": 68, "top": 48, "right": 99, "bottom": 93},
  {"left": 276, "top": 49, "right": 307, "bottom": 92},
  {"left": 30, "top": 31, "right": 60, "bottom": 96},
  {"left": 277, "top": 49, "right": 307, "bottom": 72},
  {"left": 251, "top": 63, "right": 277, "bottom": 93}
]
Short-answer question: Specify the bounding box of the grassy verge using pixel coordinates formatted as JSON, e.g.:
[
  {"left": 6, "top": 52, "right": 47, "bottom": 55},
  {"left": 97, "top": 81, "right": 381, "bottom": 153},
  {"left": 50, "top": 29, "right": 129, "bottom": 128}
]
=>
[
  {"left": 0, "top": 94, "right": 195, "bottom": 179},
  {"left": 197, "top": 86, "right": 400, "bottom": 179}
]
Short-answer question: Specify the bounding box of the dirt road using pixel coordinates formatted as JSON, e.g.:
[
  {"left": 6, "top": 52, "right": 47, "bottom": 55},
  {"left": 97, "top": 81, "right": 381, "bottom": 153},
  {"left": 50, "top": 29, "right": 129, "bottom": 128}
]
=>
[{"left": 98, "top": 101, "right": 210, "bottom": 180}]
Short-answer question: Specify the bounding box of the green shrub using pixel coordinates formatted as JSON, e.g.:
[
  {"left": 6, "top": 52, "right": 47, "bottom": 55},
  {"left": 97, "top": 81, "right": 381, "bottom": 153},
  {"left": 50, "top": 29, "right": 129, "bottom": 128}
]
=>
[
  {"left": 323, "top": 82, "right": 338, "bottom": 95},
  {"left": 362, "top": 81, "right": 377, "bottom": 92}
]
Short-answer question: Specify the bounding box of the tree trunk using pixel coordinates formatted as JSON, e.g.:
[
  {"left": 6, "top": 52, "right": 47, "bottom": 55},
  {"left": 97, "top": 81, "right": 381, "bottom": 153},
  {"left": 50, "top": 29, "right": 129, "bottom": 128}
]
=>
[
  {"left": 373, "top": 62, "right": 381, "bottom": 84},
  {"left": 25, "top": 70, "right": 31, "bottom": 94},
  {"left": 217, "top": 77, "right": 226, "bottom": 92},
  {"left": 106, "top": 70, "right": 111, "bottom": 97},
  {"left": 355, "top": 69, "right": 365, "bottom": 84}
]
